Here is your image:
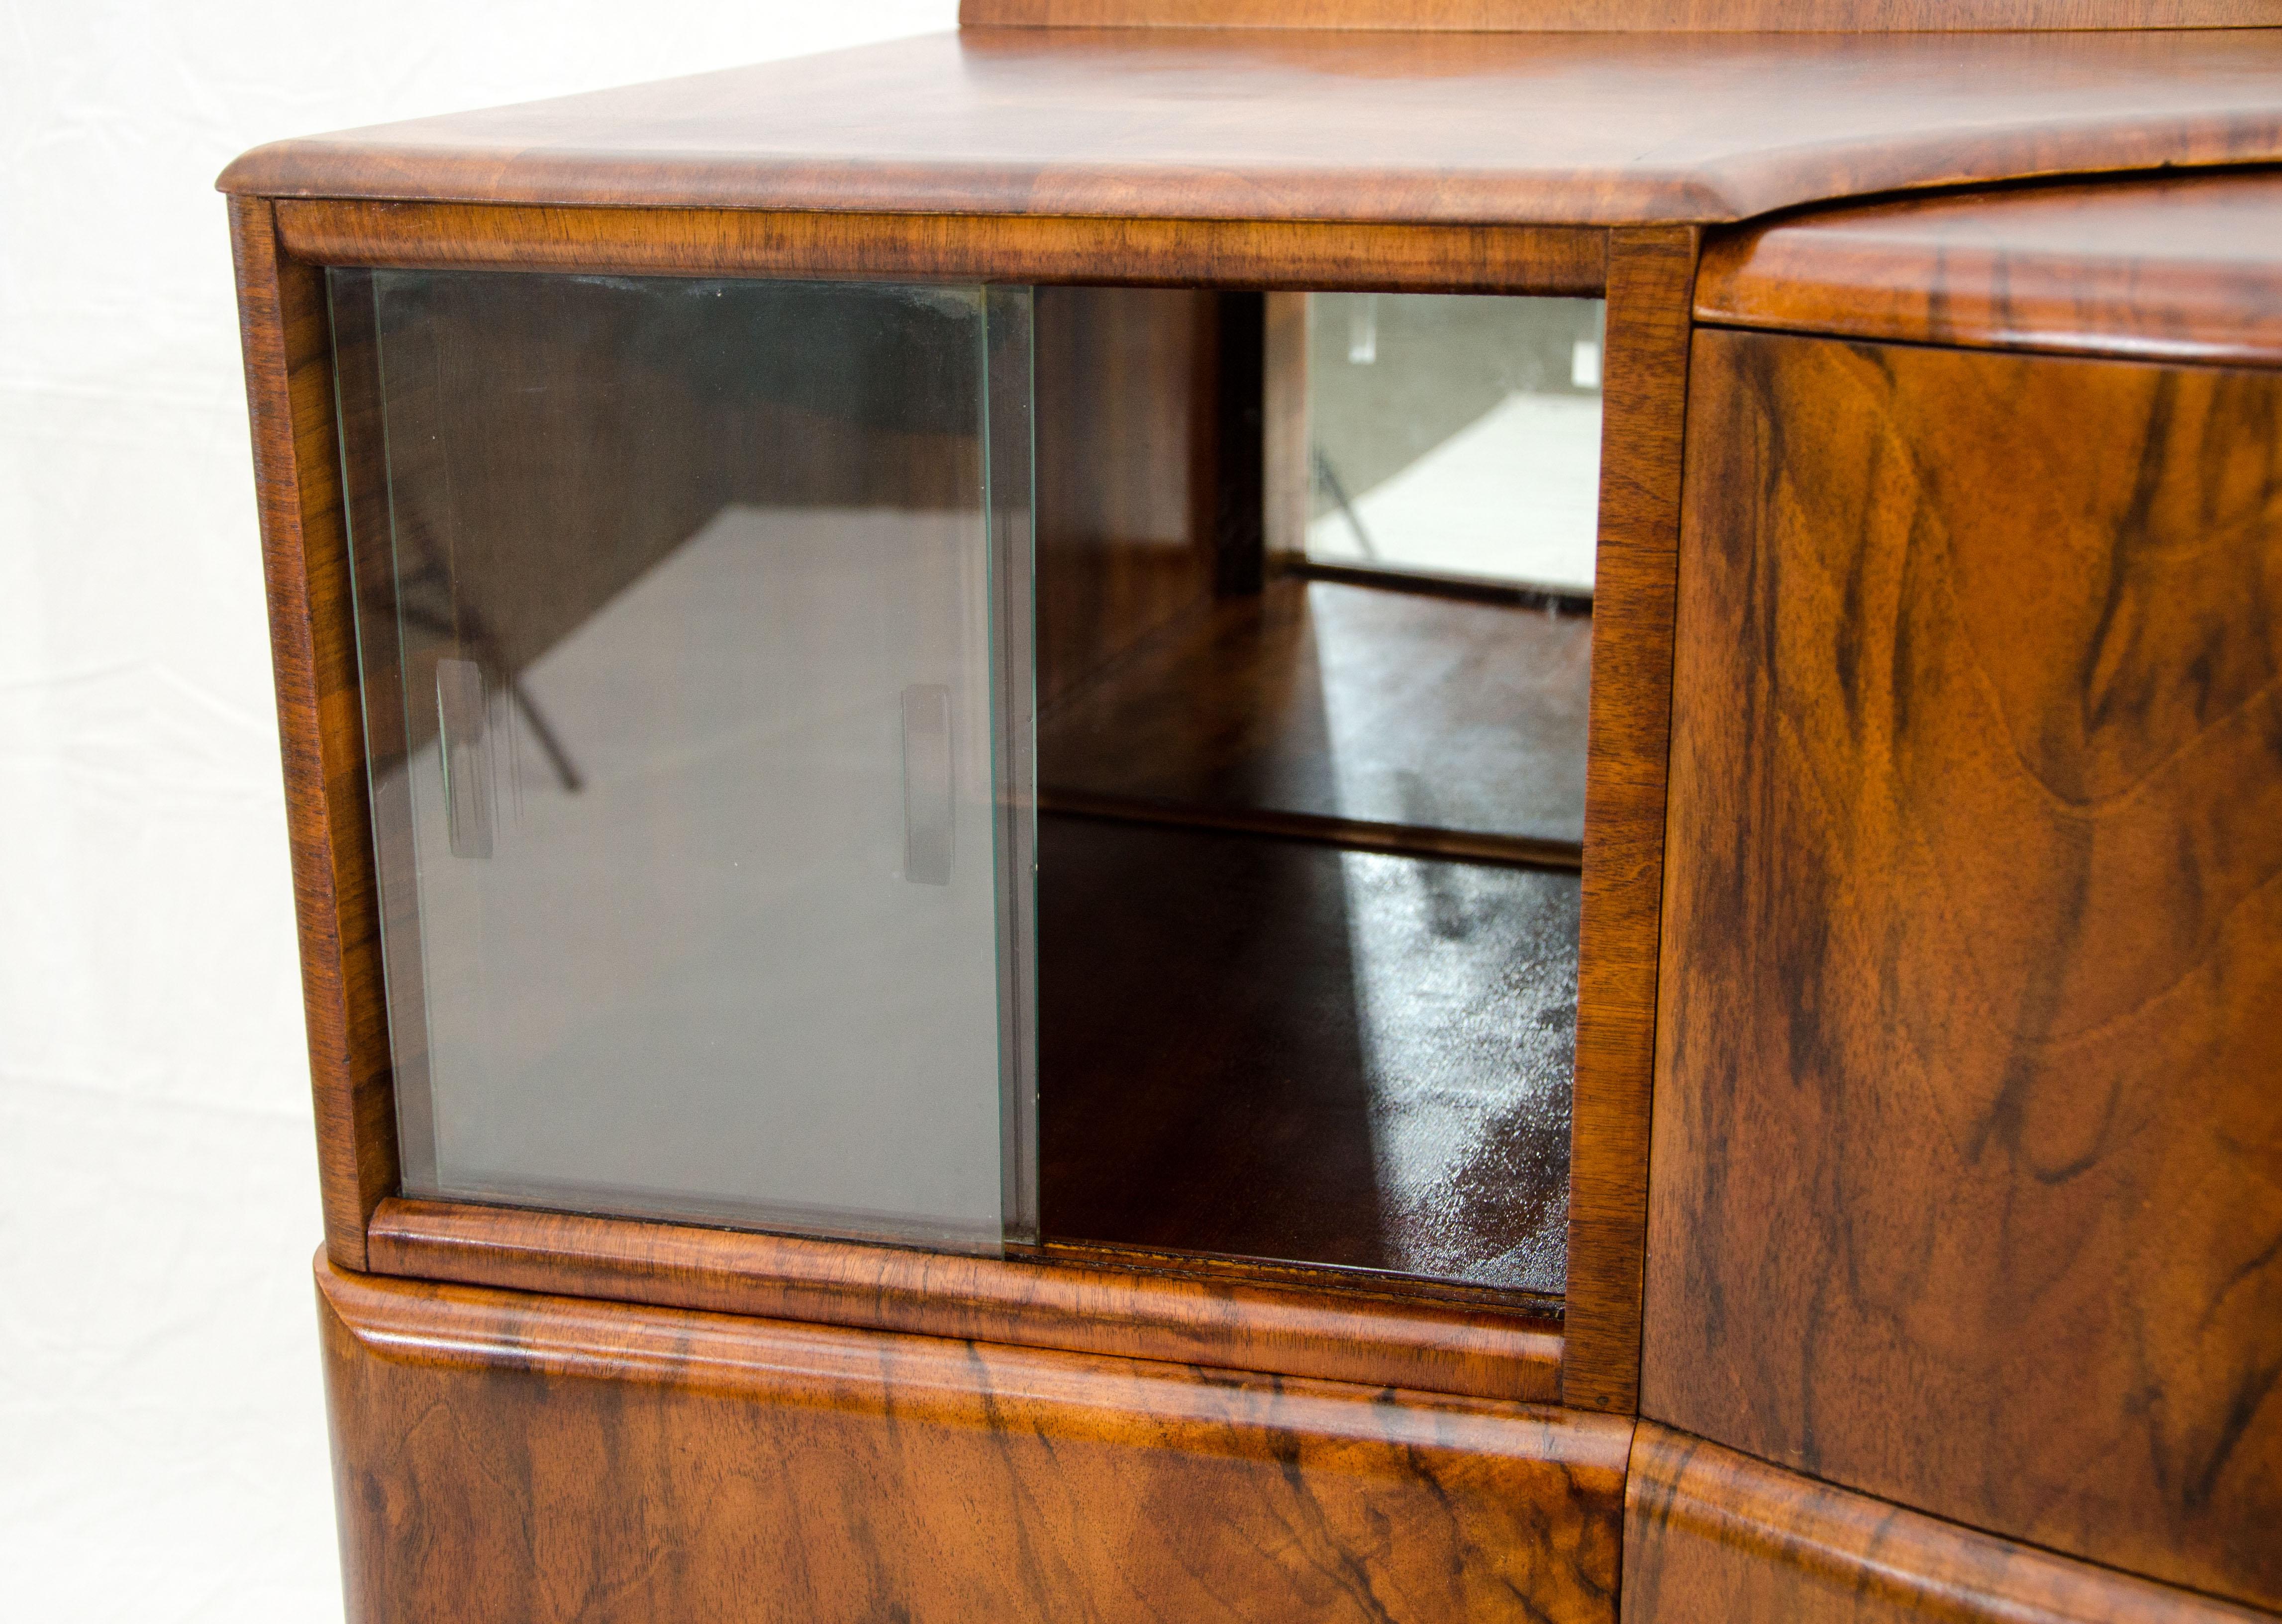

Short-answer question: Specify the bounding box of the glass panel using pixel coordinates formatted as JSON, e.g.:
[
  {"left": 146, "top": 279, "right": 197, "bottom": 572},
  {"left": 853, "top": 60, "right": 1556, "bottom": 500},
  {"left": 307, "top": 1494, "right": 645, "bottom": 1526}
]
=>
[
  {"left": 330, "top": 268, "right": 1036, "bottom": 1250},
  {"left": 1304, "top": 293, "right": 1604, "bottom": 596}
]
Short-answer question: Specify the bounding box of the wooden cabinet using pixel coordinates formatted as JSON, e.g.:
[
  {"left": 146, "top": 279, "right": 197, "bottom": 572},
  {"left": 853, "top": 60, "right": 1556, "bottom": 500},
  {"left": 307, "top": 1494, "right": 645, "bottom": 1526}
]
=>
[{"left": 226, "top": 13, "right": 2282, "bottom": 1622}]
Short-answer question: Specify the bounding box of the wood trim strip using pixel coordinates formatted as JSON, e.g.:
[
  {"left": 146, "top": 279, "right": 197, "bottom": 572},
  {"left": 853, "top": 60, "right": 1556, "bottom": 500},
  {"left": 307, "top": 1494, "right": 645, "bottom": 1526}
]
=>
[
  {"left": 228, "top": 198, "right": 395, "bottom": 1270},
  {"left": 367, "top": 1197, "right": 1566, "bottom": 1403},
  {"left": 1694, "top": 171, "right": 2282, "bottom": 369},
  {"left": 1623, "top": 1422, "right": 2276, "bottom": 1623},
  {"left": 1560, "top": 225, "right": 1700, "bottom": 1416},
  {"left": 272, "top": 199, "right": 1609, "bottom": 295},
  {"left": 961, "top": 0, "right": 2275, "bottom": 29}
]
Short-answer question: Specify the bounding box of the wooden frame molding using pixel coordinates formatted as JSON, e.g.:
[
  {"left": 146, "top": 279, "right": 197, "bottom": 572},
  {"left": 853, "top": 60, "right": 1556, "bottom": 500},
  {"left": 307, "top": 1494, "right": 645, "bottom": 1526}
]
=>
[
  {"left": 274, "top": 200, "right": 1608, "bottom": 296},
  {"left": 237, "top": 195, "right": 1704, "bottom": 1395},
  {"left": 962, "top": 0, "right": 2274, "bottom": 28},
  {"left": 370, "top": 1198, "right": 1563, "bottom": 1403},
  {"left": 1561, "top": 225, "right": 1699, "bottom": 1417},
  {"left": 1622, "top": 1423, "right": 2276, "bottom": 1623},
  {"left": 320, "top": 1257, "right": 1632, "bottom": 1624},
  {"left": 230, "top": 197, "right": 395, "bottom": 1271}
]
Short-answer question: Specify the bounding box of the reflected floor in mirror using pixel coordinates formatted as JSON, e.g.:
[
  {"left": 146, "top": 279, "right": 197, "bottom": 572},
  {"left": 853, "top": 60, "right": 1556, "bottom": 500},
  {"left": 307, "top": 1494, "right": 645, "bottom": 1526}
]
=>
[{"left": 1039, "top": 816, "right": 1576, "bottom": 1297}]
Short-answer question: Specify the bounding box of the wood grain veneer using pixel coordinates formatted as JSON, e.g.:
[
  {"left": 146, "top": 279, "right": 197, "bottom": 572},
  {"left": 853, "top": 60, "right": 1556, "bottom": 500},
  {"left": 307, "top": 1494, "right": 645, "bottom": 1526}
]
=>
[
  {"left": 965, "top": 0, "right": 2277, "bottom": 28},
  {"left": 1698, "top": 169, "right": 2282, "bottom": 366},
  {"left": 219, "top": 29, "right": 2282, "bottom": 227},
  {"left": 275, "top": 200, "right": 1606, "bottom": 295},
  {"left": 229, "top": 200, "right": 394, "bottom": 1271},
  {"left": 1645, "top": 330, "right": 2282, "bottom": 1610},
  {"left": 320, "top": 1256, "right": 1630, "bottom": 1623},
  {"left": 1561, "top": 227, "right": 1696, "bottom": 1417},
  {"left": 1623, "top": 1423, "right": 2276, "bottom": 1624},
  {"left": 368, "top": 1196, "right": 1564, "bottom": 1403}
]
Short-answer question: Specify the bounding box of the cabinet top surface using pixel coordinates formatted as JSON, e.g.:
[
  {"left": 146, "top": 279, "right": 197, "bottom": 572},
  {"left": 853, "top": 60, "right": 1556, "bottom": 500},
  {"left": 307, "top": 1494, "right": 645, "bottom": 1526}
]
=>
[
  {"left": 1697, "top": 166, "right": 2282, "bottom": 361},
  {"left": 218, "top": 26, "right": 2282, "bottom": 228}
]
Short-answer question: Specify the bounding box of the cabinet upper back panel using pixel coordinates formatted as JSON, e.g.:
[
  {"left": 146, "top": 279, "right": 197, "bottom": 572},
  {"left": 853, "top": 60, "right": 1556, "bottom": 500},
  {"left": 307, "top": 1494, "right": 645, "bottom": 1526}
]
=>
[{"left": 217, "top": 27, "right": 2282, "bottom": 227}]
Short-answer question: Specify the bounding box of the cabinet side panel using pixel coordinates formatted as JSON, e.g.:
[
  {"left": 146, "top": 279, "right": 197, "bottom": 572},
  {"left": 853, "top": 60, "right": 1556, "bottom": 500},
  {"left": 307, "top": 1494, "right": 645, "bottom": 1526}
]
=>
[
  {"left": 316, "top": 1260, "right": 1629, "bottom": 1624},
  {"left": 228, "top": 198, "right": 394, "bottom": 1268},
  {"left": 1644, "top": 329, "right": 2282, "bottom": 1609},
  {"left": 1622, "top": 1422, "right": 2273, "bottom": 1624},
  {"left": 1563, "top": 225, "right": 1697, "bottom": 1415}
]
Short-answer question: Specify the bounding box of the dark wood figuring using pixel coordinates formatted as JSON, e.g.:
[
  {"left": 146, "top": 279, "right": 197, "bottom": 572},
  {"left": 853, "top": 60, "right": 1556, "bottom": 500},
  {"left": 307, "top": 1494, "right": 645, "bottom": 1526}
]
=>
[
  {"left": 1698, "top": 170, "right": 2282, "bottom": 367},
  {"left": 369, "top": 1196, "right": 1564, "bottom": 1402},
  {"left": 1645, "top": 330, "right": 2282, "bottom": 1610},
  {"left": 1039, "top": 575, "right": 1591, "bottom": 857},
  {"left": 967, "top": 0, "right": 2273, "bottom": 27},
  {"left": 320, "top": 1258, "right": 1632, "bottom": 1624},
  {"left": 1623, "top": 1423, "right": 2275, "bottom": 1624},
  {"left": 1041, "top": 816, "right": 1580, "bottom": 1296},
  {"left": 219, "top": 29, "right": 2282, "bottom": 228},
  {"left": 276, "top": 199, "right": 1606, "bottom": 296},
  {"left": 1560, "top": 227, "right": 1696, "bottom": 1418},
  {"left": 229, "top": 201, "right": 395, "bottom": 1272}
]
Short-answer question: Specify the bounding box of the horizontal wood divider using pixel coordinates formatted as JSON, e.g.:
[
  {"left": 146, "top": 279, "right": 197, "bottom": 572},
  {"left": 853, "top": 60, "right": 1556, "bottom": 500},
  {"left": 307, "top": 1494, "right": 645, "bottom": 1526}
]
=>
[
  {"left": 274, "top": 199, "right": 1608, "bottom": 293},
  {"left": 368, "top": 1198, "right": 1564, "bottom": 1403}
]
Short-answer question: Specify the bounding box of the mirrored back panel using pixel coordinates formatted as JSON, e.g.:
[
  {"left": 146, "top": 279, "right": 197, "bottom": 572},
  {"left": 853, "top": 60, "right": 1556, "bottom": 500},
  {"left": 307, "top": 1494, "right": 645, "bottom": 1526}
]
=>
[
  {"left": 1296, "top": 293, "right": 1604, "bottom": 599},
  {"left": 330, "top": 268, "right": 1037, "bottom": 1249}
]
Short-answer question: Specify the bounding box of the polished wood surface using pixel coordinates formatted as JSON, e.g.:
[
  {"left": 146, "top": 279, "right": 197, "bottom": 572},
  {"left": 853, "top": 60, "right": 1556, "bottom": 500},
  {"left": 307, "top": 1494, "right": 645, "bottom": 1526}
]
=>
[
  {"left": 320, "top": 1258, "right": 1631, "bottom": 1623},
  {"left": 1560, "top": 227, "right": 1696, "bottom": 1418},
  {"left": 1041, "top": 816, "right": 1580, "bottom": 1295},
  {"left": 1646, "top": 330, "right": 2282, "bottom": 1610},
  {"left": 1040, "top": 576, "right": 1591, "bottom": 857},
  {"left": 273, "top": 198, "right": 1604, "bottom": 294},
  {"left": 370, "top": 1196, "right": 1562, "bottom": 1401},
  {"left": 1624, "top": 1423, "right": 2275, "bottom": 1624},
  {"left": 966, "top": 0, "right": 2274, "bottom": 27},
  {"left": 220, "top": 29, "right": 2282, "bottom": 227},
  {"left": 1698, "top": 170, "right": 2282, "bottom": 366},
  {"left": 1035, "top": 288, "right": 1219, "bottom": 708},
  {"left": 229, "top": 201, "right": 394, "bottom": 1272}
]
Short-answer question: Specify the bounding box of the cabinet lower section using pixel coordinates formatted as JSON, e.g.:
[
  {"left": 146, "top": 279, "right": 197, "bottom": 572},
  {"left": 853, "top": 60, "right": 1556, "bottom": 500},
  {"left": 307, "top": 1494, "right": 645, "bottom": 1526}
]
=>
[{"left": 315, "top": 1258, "right": 1629, "bottom": 1623}]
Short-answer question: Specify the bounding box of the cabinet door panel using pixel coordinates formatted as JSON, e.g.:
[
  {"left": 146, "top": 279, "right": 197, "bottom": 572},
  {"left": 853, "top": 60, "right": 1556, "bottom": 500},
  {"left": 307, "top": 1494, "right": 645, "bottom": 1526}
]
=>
[{"left": 1646, "top": 329, "right": 2282, "bottom": 1609}]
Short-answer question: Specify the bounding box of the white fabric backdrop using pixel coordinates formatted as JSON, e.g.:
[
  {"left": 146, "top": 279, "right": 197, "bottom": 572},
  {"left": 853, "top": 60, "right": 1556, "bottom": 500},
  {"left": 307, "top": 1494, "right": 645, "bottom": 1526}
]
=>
[{"left": 0, "top": 5, "right": 954, "bottom": 1617}]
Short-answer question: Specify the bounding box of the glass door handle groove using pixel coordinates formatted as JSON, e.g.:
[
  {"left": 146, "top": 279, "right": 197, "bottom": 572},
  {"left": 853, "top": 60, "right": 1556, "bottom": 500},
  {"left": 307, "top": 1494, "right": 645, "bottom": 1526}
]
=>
[{"left": 902, "top": 684, "right": 954, "bottom": 886}]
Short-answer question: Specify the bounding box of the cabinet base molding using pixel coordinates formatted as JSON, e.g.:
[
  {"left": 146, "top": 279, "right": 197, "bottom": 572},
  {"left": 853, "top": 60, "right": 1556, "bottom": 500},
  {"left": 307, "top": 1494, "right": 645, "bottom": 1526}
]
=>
[
  {"left": 316, "top": 1257, "right": 1629, "bottom": 1623},
  {"left": 1622, "top": 1423, "right": 2273, "bottom": 1624}
]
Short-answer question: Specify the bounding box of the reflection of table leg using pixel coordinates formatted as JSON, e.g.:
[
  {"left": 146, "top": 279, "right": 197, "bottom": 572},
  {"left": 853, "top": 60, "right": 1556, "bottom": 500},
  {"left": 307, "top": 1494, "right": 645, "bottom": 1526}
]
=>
[
  {"left": 397, "top": 601, "right": 583, "bottom": 794},
  {"left": 1311, "top": 447, "right": 1378, "bottom": 560}
]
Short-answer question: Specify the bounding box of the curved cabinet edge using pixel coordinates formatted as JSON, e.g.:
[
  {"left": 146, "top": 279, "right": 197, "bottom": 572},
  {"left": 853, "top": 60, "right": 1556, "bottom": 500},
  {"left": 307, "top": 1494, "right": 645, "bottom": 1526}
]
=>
[
  {"left": 1622, "top": 1422, "right": 2278, "bottom": 1624},
  {"left": 316, "top": 1254, "right": 1631, "bottom": 1623},
  {"left": 1695, "top": 169, "right": 2282, "bottom": 367}
]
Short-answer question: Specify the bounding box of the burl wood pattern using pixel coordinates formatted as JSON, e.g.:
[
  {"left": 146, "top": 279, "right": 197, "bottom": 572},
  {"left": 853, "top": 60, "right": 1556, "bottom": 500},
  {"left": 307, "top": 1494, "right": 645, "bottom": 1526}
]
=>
[
  {"left": 1697, "top": 170, "right": 2282, "bottom": 368},
  {"left": 1561, "top": 227, "right": 1697, "bottom": 1417},
  {"left": 1623, "top": 1423, "right": 2275, "bottom": 1624},
  {"left": 320, "top": 1258, "right": 1630, "bottom": 1623},
  {"left": 368, "top": 1196, "right": 1565, "bottom": 1404},
  {"left": 228, "top": 200, "right": 394, "bottom": 1271},
  {"left": 1645, "top": 330, "right": 2282, "bottom": 1610},
  {"left": 218, "top": 29, "right": 2282, "bottom": 227}
]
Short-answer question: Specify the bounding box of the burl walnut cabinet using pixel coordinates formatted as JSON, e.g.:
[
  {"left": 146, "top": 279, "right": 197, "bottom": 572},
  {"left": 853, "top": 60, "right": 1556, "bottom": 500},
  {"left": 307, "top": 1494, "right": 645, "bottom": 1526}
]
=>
[{"left": 224, "top": 4, "right": 2282, "bottom": 1621}]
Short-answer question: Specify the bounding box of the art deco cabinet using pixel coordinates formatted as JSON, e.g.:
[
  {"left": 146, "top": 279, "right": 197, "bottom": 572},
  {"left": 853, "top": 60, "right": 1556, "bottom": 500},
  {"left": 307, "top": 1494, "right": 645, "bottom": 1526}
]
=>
[{"left": 223, "top": 5, "right": 2282, "bottom": 1620}]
